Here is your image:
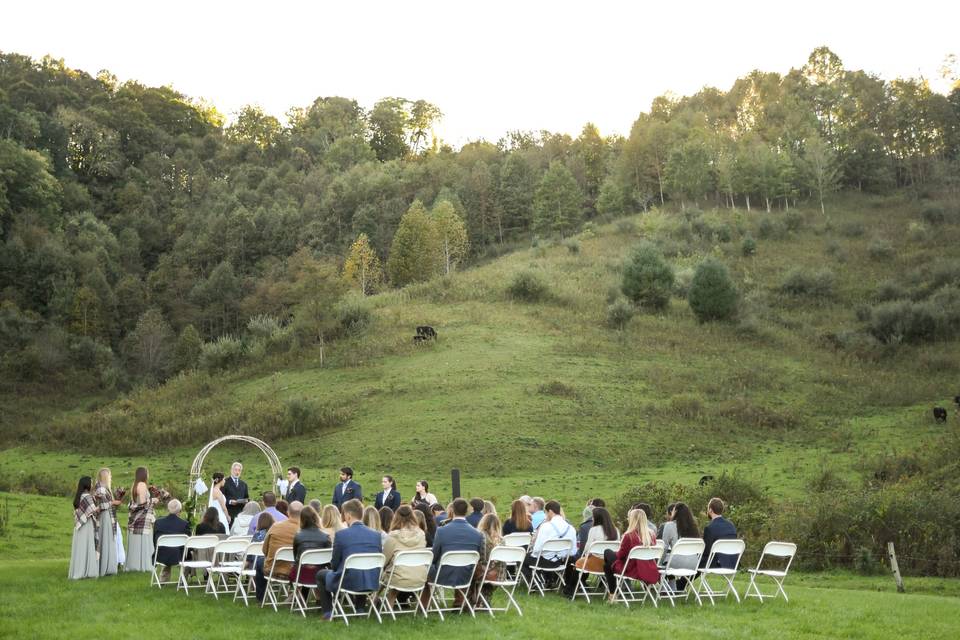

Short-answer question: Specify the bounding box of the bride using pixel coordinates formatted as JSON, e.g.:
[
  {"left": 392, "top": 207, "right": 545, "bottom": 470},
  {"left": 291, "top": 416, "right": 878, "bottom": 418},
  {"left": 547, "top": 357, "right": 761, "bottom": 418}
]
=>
[{"left": 208, "top": 472, "right": 231, "bottom": 529}]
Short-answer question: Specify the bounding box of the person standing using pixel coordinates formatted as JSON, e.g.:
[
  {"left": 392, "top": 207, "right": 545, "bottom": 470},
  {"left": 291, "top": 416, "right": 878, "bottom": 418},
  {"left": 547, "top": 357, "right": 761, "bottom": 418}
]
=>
[
  {"left": 222, "top": 461, "right": 249, "bottom": 522},
  {"left": 411, "top": 480, "right": 437, "bottom": 506},
  {"left": 285, "top": 467, "right": 307, "bottom": 504},
  {"left": 208, "top": 472, "right": 231, "bottom": 529},
  {"left": 94, "top": 468, "right": 121, "bottom": 576},
  {"left": 125, "top": 466, "right": 157, "bottom": 572},
  {"left": 331, "top": 467, "right": 361, "bottom": 508},
  {"left": 374, "top": 475, "right": 400, "bottom": 510},
  {"left": 69, "top": 476, "right": 99, "bottom": 580}
]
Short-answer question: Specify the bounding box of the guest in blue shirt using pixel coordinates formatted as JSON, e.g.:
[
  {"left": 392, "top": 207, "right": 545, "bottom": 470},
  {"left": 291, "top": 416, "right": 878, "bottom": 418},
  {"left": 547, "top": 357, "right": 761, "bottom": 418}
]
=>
[
  {"left": 247, "top": 492, "right": 287, "bottom": 535},
  {"left": 316, "top": 499, "right": 382, "bottom": 621},
  {"left": 466, "top": 498, "right": 485, "bottom": 528},
  {"left": 530, "top": 497, "right": 546, "bottom": 531}
]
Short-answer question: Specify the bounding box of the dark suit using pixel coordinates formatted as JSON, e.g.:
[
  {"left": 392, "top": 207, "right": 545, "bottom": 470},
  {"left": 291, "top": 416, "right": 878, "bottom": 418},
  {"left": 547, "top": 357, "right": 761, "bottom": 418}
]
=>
[
  {"left": 222, "top": 476, "right": 249, "bottom": 521},
  {"left": 701, "top": 516, "right": 738, "bottom": 569},
  {"left": 374, "top": 490, "right": 400, "bottom": 511},
  {"left": 332, "top": 479, "right": 362, "bottom": 507},
  {"left": 575, "top": 518, "right": 593, "bottom": 560},
  {"left": 153, "top": 514, "right": 190, "bottom": 566},
  {"left": 429, "top": 518, "right": 484, "bottom": 587},
  {"left": 316, "top": 522, "right": 382, "bottom": 614},
  {"left": 285, "top": 480, "right": 307, "bottom": 504},
  {"left": 466, "top": 511, "right": 483, "bottom": 528}
]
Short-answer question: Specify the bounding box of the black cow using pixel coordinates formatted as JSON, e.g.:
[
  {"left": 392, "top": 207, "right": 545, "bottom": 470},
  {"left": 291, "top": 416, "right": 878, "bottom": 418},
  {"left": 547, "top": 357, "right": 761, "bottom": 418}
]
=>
[
  {"left": 413, "top": 335, "right": 429, "bottom": 344},
  {"left": 416, "top": 325, "right": 437, "bottom": 340},
  {"left": 698, "top": 475, "right": 714, "bottom": 486},
  {"left": 933, "top": 407, "right": 948, "bottom": 423}
]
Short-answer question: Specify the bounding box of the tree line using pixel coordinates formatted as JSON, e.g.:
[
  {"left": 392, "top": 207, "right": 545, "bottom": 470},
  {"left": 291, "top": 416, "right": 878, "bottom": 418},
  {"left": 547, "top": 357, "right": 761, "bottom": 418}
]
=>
[{"left": 1, "top": 47, "right": 958, "bottom": 391}]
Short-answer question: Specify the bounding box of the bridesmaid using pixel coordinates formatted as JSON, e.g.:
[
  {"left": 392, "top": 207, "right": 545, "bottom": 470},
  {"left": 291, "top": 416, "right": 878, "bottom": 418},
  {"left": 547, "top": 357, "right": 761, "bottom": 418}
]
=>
[
  {"left": 94, "top": 468, "right": 122, "bottom": 576},
  {"left": 69, "top": 476, "right": 99, "bottom": 580},
  {"left": 125, "top": 466, "right": 157, "bottom": 572}
]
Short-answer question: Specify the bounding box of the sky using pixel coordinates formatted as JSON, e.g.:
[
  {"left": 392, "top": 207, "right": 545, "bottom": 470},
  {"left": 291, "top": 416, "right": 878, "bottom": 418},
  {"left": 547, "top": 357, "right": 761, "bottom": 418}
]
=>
[{"left": 2, "top": 1, "right": 957, "bottom": 147}]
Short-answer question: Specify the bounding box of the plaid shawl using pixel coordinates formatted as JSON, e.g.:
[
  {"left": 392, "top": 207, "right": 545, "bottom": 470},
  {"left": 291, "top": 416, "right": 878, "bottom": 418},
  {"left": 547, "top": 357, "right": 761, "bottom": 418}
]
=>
[
  {"left": 127, "top": 494, "right": 153, "bottom": 535},
  {"left": 74, "top": 492, "right": 100, "bottom": 552},
  {"left": 94, "top": 483, "right": 116, "bottom": 527}
]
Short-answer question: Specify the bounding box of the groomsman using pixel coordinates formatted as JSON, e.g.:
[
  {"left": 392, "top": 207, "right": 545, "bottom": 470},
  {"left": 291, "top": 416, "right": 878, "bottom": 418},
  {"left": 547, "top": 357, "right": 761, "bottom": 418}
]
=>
[
  {"left": 222, "top": 461, "right": 250, "bottom": 521},
  {"left": 332, "top": 466, "right": 362, "bottom": 508},
  {"left": 285, "top": 467, "right": 307, "bottom": 503}
]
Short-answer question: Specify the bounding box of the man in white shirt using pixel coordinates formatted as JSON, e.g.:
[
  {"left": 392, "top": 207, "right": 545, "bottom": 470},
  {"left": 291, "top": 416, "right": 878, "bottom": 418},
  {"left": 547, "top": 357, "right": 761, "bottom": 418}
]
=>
[{"left": 522, "top": 500, "right": 577, "bottom": 585}]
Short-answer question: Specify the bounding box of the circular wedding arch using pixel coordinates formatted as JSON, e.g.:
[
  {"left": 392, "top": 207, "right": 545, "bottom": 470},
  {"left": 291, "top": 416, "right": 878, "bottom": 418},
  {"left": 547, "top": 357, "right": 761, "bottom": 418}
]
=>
[{"left": 188, "top": 435, "right": 283, "bottom": 499}]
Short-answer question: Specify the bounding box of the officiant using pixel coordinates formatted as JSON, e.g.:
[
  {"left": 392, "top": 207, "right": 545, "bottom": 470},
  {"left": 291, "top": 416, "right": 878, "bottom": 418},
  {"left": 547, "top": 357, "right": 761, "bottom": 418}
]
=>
[{"left": 222, "top": 461, "right": 250, "bottom": 521}]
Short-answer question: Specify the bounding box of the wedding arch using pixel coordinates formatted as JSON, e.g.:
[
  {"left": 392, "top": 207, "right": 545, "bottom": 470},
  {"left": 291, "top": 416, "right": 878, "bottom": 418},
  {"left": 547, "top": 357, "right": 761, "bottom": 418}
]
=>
[{"left": 187, "top": 435, "right": 284, "bottom": 500}]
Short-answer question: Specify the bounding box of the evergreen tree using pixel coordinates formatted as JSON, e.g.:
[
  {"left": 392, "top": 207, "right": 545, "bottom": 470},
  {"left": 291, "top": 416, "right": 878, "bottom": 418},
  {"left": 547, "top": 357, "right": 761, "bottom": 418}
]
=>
[
  {"left": 621, "top": 242, "right": 674, "bottom": 312},
  {"left": 386, "top": 200, "right": 439, "bottom": 287},
  {"left": 174, "top": 324, "right": 202, "bottom": 372},
  {"left": 533, "top": 161, "right": 583, "bottom": 238},
  {"left": 688, "top": 259, "right": 739, "bottom": 322}
]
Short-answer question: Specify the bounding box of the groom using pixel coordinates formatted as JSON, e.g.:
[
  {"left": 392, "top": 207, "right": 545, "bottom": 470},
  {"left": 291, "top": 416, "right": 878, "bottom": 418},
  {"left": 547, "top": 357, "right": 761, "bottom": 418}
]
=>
[{"left": 222, "top": 461, "right": 250, "bottom": 522}]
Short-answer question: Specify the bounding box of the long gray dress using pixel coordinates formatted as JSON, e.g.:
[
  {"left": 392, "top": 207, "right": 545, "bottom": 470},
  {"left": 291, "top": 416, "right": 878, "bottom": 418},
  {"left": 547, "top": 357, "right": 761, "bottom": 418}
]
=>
[
  {"left": 97, "top": 508, "right": 118, "bottom": 575},
  {"left": 125, "top": 497, "right": 154, "bottom": 572},
  {"left": 69, "top": 495, "right": 99, "bottom": 580}
]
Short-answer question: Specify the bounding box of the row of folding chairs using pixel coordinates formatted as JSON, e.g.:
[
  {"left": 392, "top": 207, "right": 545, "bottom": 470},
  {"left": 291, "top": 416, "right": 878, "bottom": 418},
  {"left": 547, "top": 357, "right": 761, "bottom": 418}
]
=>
[{"left": 151, "top": 534, "right": 529, "bottom": 624}]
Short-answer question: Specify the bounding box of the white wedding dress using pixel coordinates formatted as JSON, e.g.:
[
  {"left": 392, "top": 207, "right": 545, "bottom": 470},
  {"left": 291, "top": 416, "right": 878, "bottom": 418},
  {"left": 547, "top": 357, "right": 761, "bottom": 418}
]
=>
[{"left": 208, "top": 489, "right": 230, "bottom": 530}]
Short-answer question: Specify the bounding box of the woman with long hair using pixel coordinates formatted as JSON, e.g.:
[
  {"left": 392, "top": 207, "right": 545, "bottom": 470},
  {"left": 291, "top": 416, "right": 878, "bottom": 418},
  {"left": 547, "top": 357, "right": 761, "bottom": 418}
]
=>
[
  {"left": 363, "top": 505, "right": 388, "bottom": 544},
  {"left": 208, "top": 472, "right": 230, "bottom": 528},
  {"left": 412, "top": 502, "right": 437, "bottom": 547},
  {"left": 412, "top": 480, "right": 438, "bottom": 506},
  {"left": 125, "top": 466, "right": 157, "bottom": 572},
  {"left": 381, "top": 505, "right": 427, "bottom": 606},
  {"left": 379, "top": 506, "right": 394, "bottom": 533},
  {"left": 291, "top": 506, "right": 331, "bottom": 592},
  {"left": 563, "top": 507, "right": 619, "bottom": 595},
  {"left": 660, "top": 502, "right": 699, "bottom": 566},
  {"left": 69, "top": 476, "right": 99, "bottom": 580},
  {"left": 602, "top": 508, "right": 659, "bottom": 602},
  {"left": 470, "top": 513, "right": 504, "bottom": 605},
  {"left": 195, "top": 506, "right": 226, "bottom": 535},
  {"left": 501, "top": 499, "right": 533, "bottom": 536},
  {"left": 232, "top": 500, "right": 261, "bottom": 536},
  {"left": 319, "top": 504, "right": 343, "bottom": 541},
  {"left": 375, "top": 475, "right": 401, "bottom": 510},
  {"left": 94, "top": 467, "right": 121, "bottom": 576}
]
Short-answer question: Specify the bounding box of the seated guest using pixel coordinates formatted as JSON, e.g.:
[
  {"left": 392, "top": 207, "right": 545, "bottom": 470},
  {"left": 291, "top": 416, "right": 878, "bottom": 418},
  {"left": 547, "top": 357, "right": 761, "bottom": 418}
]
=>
[
  {"left": 276, "top": 500, "right": 289, "bottom": 517},
  {"left": 248, "top": 492, "right": 287, "bottom": 535},
  {"left": 153, "top": 499, "right": 190, "bottom": 582},
  {"left": 363, "top": 505, "right": 388, "bottom": 544},
  {"left": 471, "top": 513, "right": 505, "bottom": 605},
  {"left": 247, "top": 512, "right": 274, "bottom": 568},
  {"left": 412, "top": 480, "right": 438, "bottom": 506},
  {"left": 501, "top": 499, "right": 533, "bottom": 536},
  {"left": 564, "top": 506, "right": 618, "bottom": 595},
  {"left": 466, "top": 498, "right": 485, "bottom": 528},
  {"left": 413, "top": 503, "right": 437, "bottom": 547},
  {"left": 529, "top": 497, "right": 546, "bottom": 531},
  {"left": 381, "top": 505, "right": 427, "bottom": 608},
  {"left": 431, "top": 503, "right": 447, "bottom": 526},
  {"left": 482, "top": 500, "right": 496, "bottom": 516},
  {"left": 660, "top": 502, "right": 699, "bottom": 567},
  {"left": 316, "top": 499, "right": 382, "bottom": 621},
  {"left": 631, "top": 502, "right": 658, "bottom": 538},
  {"left": 291, "top": 506, "right": 332, "bottom": 595},
  {"left": 521, "top": 500, "right": 576, "bottom": 583},
  {"left": 375, "top": 475, "right": 401, "bottom": 510},
  {"left": 309, "top": 499, "right": 322, "bottom": 514},
  {"left": 602, "top": 508, "right": 659, "bottom": 603},
  {"left": 574, "top": 498, "right": 605, "bottom": 560},
  {"left": 422, "top": 498, "right": 484, "bottom": 608},
  {"left": 701, "top": 497, "right": 737, "bottom": 569},
  {"left": 195, "top": 507, "right": 226, "bottom": 536},
  {"left": 656, "top": 503, "right": 676, "bottom": 539},
  {"left": 231, "top": 500, "right": 261, "bottom": 536},
  {"left": 379, "top": 506, "right": 394, "bottom": 534},
  {"left": 254, "top": 501, "right": 303, "bottom": 603},
  {"left": 319, "top": 505, "right": 344, "bottom": 541}
]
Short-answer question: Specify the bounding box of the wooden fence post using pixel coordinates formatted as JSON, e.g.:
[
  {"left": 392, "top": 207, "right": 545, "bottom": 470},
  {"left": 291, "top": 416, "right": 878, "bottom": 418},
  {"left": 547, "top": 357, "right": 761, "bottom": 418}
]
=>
[{"left": 887, "top": 542, "right": 905, "bottom": 593}]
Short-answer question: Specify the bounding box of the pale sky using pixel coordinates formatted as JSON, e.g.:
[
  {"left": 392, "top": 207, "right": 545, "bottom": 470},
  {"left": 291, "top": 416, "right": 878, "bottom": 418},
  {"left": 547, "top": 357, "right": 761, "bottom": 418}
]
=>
[{"left": 2, "top": 1, "right": 957, "bottom": 147}]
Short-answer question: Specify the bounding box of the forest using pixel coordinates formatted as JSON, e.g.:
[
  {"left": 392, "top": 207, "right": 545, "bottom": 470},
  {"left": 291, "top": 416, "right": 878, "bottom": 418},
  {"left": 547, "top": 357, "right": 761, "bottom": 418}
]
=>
[{"left": 1, "top": 46, "right": 958, "bottom": 393}]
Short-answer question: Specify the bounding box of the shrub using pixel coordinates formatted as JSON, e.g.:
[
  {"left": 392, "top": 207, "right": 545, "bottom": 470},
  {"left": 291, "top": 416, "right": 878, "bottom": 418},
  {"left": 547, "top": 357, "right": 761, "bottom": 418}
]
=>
[
  {"left": 824, "top": 239, "right": 848, "bottom": 262},
  {"left": 784, "top": 210, "right": 804, "bottom": 232},
  {"left": 867, "top": 237, "right": 895, "bottom": 261},
  {"left": 756, "top": 217, "right": 787, "bottom": 240},
  {"left": 673, "top": 267, "right": 695, "bottom": 297},
  {"left": 907, "top": 221, "right": 929, "bottom": 243},
  {"left": 564, "top": 238, "right": 581, "bottom": 254},
  {"left": 616, "top": 219, "right": 637, "bottom": 235},
  {"left": 866, "top": 299, "right": 936, "bottom": 344},
  {"left": 741, "top": 235, "right": 757, "bottom": 257},
  {"left": 839, "top": 221, "right": 866, "bottom": 237},
  {"left": 779, "top": 267, "right": 835, "bottom": 299},
  {"left": 335, "top": 297, "right": 372, "bottom": 334},
  {"left": 921, "top": 205, "right": 946, "bottom": 225},
  {"left": 606, "top": 296, "right": 635, "bottom": 330},
  {"left": 508, "top": 269, "right": 549, "bottom": 303},
  {"left": 199, "top": 335, "right": 245, "bottom": 372},
  {"left": 537, "top": 381, "right": 577, "bottom": 397},
  {"left": 875, "top": 279, "right": 907, "bottom": 302},
  {"left": 688, "top": 259, "right": 739, "bottom": 322},
  {"left": 621, "top": 242, "right": 674, "bottom": 311},
  {"left": 246, "top": 314, "right": 282, "bottom": 339}
]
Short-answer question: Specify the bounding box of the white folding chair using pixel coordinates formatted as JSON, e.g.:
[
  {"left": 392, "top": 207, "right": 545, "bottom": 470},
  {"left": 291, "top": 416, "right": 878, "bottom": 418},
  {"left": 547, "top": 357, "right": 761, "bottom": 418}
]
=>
[
  {"left": 330, "top": 553, "right": 386, "bottom": 625},
  {"left": 227, "top": 535, "right": 253, "bottom": 543},
  {"left": 291, "top": 548, "right": 333, "bottom": 616},
  {"left": 658, "top": 538, "right": 705, "bottom": 606},
  {"left": 501, "top": 533, "right": 532, "bottom": 585},
  {"left": 475, "top": 545, "right": 526, "bottom": 617},
  {"left": 176, "top": 535, "right": 220, "bottom": 594},
  {"left": 151, "top": 534, "right": 190, "bottom": 588},
  {"left": 696, "top": 539, "right": 746, "bottom": 604},
  {"left": 745, "top": 541, "right": 797, "bottom": 603},
  {"left": 261, "top": 547, "right": 295, "bottom": 611},
  {"left": 426, "top": 550, "right": 481, "bottom": 620},
  {"left": 527, "top": 539, "right": 574, "bottom": 596},
  {"left": 205, "top": 539, "right": 250, "bottom": 599},
  {"left": 571, "top": 540, "right": 620, "bottom": 602},
  {"left": 234, "top": 541, "right": 263, "bottom": 606},
  {"left": 610, "top": 545, "right": 664, "bottom": 607},
  {"left": 378, "top": 549, "right": 433, "bottom": 620}
]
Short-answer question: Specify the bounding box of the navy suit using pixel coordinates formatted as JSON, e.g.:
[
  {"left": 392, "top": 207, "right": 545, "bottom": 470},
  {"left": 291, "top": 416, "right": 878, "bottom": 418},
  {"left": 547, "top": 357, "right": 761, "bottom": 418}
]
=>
[
  {"left": 429, "top": 518, "right": 484, "bottom": 587},
  {"left": 285, "top": 481, "right": 307, "bottom": 504},
  {"left": 153, "top": 514, "right": 190, "bottom": 566},
  {"left": 701, "top": 516, "right": 738, "bottom": 569},
  {"left": 332, "top": 479, "right": 362, "bottom": 507},
  {"left": 374, "top": 490, "right": 400, "bottom": 511},
  {"left": 323, "top": 522, "right": 382, "bottom": 593},
  {"left": 465, "top": 511, "right": 483, "bottom": 528}
]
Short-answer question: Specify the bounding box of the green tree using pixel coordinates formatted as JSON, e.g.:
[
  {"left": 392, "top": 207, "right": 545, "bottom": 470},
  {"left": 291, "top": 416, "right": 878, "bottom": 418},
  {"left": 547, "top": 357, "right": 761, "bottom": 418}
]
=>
[
  {"left": 226, "top": 105, "right": 283, "bottom": 150},
  {"left": 0, "top": 139, "right": 61, "bottom": 237},
  {"left": 174, "top": 324, "right": 202, "bottom": 372},
  {"left": 124, "top": 308, "right": 175, "bottom": 382},
  {"left": 575, "top": 122, "right": 608, "bottom": 205},
  {"left": 369, "top": 98, "right": 409, "bottom": 161},
  {"left": 688, "top": 259, "right": 738, "bottom": 322},
  {"left": 621, "top": 242, "right": 674, "bottom": 312},
  {"left": 431, "top": 199, "right": 469, "bottom": 275},
  {"left": 498, "top": 153, "right": 536, "bottom": 231},
  {"left": 342, "top": 233, "right": 383, "bottom": 295},
  {"left": 386, "top": 200, "right": 439, "bottom": 287},
  {"left": 70, "top": 286, "right": 103, "bottom": 338},
  {"left": 801, "top": 134, "right": 841, "bottom": 215},
  {"left": 533, "top": 161, "right": 583, "bottom": 238}
]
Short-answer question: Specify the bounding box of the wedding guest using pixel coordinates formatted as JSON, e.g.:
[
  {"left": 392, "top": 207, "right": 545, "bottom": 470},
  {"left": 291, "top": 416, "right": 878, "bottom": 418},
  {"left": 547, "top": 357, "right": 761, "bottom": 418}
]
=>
[
  {"left": 466, "top": 498, "right": 485, "bottom": 528},
  {"left": 285, "top": 467, "right": 307, "bottom": 504},
  {"left": 247, "top": 512, "right": 275, "bottom": 569},
  {"left": 482, "top": 500, "right": 496, "bottom": 516},
  {"left": 94, "top": 467, "right": 121, "bottom": 576},
  {"left": 501, "top": 499, "right": 533, "bottom": 536},
  {"left": 195, "top": 506, "right": 227, "bottom": 536},
  {"left": 564, "top": 506, "right": 619, "bottom": 596},
  {"left": 411, "top": 480, "right": 438, "bottom": 506},
  {"left": 431, "top": 502, "right": 447, "bottom": 526},
  {"left": 154, "top": 499, "right": 190, "bottom": 582},
  {"left": 602, "top": 508, "right": 659, "bottom": 602},
  {"left": 521, "top": 501, "right": 576, "bottom": 582},
  {"left": 413, "top": 503, "right": 437, "bottom": 547},
  {"left": 247, "top": 492, "right": 287, "bottom": 535},
  {"left": 423, "top": 499, "right": 484, "bottom": 608},
  {"left": 291, "top": 506, "right": 332, "bottom": 594},
  {"left": 69, "top": 476, "right": 99, "bottom": 580},
  {"left": 125, "top": 466, "right": 157, "bottom": 572},
  {"left": 319, "top": 504, "right": 343, "bottom": 541},
  {"left": 381, "top": 505, "right": 427, "bottom": 607},
  {"left": 374, "top": 475, "right": 401, "bottom": 510},
  {"left": 331, "top": 466, "right": 361, "bottom": 507},
  {"left": 412, "top": 507, "right": 428, "bottom": 535},
  {"left": 316, "top": 499, "right": 382, "bottom": 621},
  {"left": 309, "top": 499, "right": 322, "bottom": 514},
  {"left": 657, "top": 503, "right": 676, "bottom": 539},
  {"left": 631, "top": 502, "right": 658, "bottom": 537},
  {"left": 255, "top": 501, "right": 303, "bottom": 603},
  {"left": 222, "top": 461, "right": 249, "bottom": 522},
  {"left": 701, "top": 497, "right": 738, "bottom": 569},
  {"left": 277, "top": 500, "right": 289, "bottom": 517},
  {"left": 363, "top": 505, "right": 388, "bottom": 544},
  {"left": 471, "top": 513, "right": 505, "bottom": 605},
  {"left": 232, "top": 500, "right": 261, "bottom": 536},
  {"left": 660, "top": 502, "right": 700, "bottom": 568},
  {"left": 378, "top": 506, "right": 394, "bottom": 534},
  {"left": 529, "top": 497, "right": 546, "bottom": 531}
]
